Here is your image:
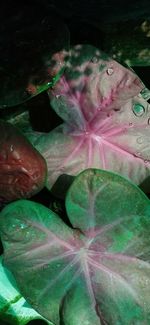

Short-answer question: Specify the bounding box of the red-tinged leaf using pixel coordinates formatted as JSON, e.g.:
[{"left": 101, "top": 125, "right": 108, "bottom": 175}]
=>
[
  {"left": 0, "top": 120, "right": 47, "bottom": 204},
  {"left": 0, "top": 169, "right": 150, "bottom": 324}
]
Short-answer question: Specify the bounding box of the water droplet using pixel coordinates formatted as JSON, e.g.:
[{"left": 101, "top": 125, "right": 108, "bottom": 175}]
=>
[
  {"left": 55, "top": 94, "right": 61, "bottom": 99},
  {"left": 12, "top": 223, "right": 17, "bottom": 229},
  {"left": 107, "top": 67, "right": 114, "bottom": 75},
  {"left": 57, "top": 263, "right": 61, "bottom": 268},
  {"left": 129, "top": 122, "right": 133, "bottom": 127},
  {"left": 114, "top": 107, "right": 121, "bottom": 111},
  {"left": 144, "top": 159, "right": 149, "bottom": 164},
  {"left": 10, "top": 145, "right": 14, "bottom": 152},
  {"left": 134, "top": 152, "right": 142, "bottom": 158},
  {"left": 132, "top": 103, "right": 145, "bottom": 117},
  {"left": 137, "top": 137, "right": 144, "bottom": 144},
  {"left": 20, "top": 223, "right": 28, "bottom": 230},
  {"left": 107, "top": 112, "right": 112, "bottom": 117},
  {"left": 148, "top": 117, "right": 150, "bottom": 125},
  {"left": 12, "top": 150, "right": 20, "bottom": 160},
  {"left": 32, "top": 184, "right": 38, "bottom": 192},
  {"left": 140, "top": 87, "right": 150, "bottom": 100},
  {"left": 137, "top": 152, "right": 142, "bottom": 157},
  {"left": 91, "top": 56, "right": 98, "bottom": 63},
  {"left": 125, "top": 79, "right": 131, "bottom": 86}
]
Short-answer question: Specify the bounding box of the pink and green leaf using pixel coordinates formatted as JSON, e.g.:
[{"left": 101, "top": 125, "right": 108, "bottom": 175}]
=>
[
  {"left": 27, "top": 45, "right": 150, "bottom": 191},
  {"left": 0, "top": 169, "right": 150, "bottom": 324}
]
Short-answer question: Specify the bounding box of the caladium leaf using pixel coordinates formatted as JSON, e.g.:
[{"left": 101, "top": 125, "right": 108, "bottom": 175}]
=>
[
  {"left": 0, "top": 169, "right": 150, "bottom": 324},
  {"left": 0, "top": 256, "right": 51, "bottom": 324},
  {"left": 27, "top": 44, "right": 150, "bottom": 191}
]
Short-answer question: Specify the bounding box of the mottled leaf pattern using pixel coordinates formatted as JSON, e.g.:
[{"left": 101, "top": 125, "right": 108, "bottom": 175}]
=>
[{"left": 28, "top": 45, "right": 150, "bottom": 190}]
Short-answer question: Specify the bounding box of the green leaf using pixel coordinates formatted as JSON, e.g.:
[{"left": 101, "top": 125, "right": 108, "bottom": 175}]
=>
[
  {"left": 0, "top": 169, "right": 150, "bottom": 324},
  {"left": 0, "top": 256, "right": 51, "bottom": 325}
]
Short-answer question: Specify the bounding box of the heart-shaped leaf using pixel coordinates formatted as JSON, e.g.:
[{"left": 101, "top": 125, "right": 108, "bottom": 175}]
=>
[
  {"left": 0, "top": 256, "right": 51, "bottom": 324},
  {"left": 0, "top": 169, "right": 150, "bottom": 324},
  {"left": 27, "top": 45, "right": 150, "bottom": 191}
]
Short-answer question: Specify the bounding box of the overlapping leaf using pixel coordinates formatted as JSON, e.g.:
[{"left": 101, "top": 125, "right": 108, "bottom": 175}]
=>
[
  {"left": 0, "top": 169, "right": 150, "bottom": 324},
  {"left": 27, "top": 45, "right": 150, "bottom": 191},
  {"left": 0, "top": 256, "right": 51, "bottom": 324},
  {"left": 0, "top": 120, "right": 47, "bottom": 204}
]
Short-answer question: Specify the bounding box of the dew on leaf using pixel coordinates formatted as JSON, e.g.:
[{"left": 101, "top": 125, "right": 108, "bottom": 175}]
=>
[
  {"left": 43, "top": 264, "right": 49, "bottom": 270},
  {"left": 137, "top": 151, "right": 142, "bottom": 157},
  {"left": 136, "top": 137, "right": 144, "bottom": 144},
  {"left": 132, "top": 103, "right": 145, "bottom": 117},
  {"left": 106, "top": 67, "right": 114, "bottom": 75},
  {"left": 91, "top": 56, "right": 98, "bottom": 63},
  {"left": 1, "top": 170, "right": 150, "bottom": 323},
  {"left": 140, "top": 87, "right": 150, "bottom": 100},
  {"left": 20, "top": 223, "right": 28, "bottom": 230},
  {"left": 134, "top": 152, "right": 142, "bottom": 158},
  {"left": 99, "top": 64, "right": 106, "bottom": 72},
  {"left": 55, "top": 95, "right": 61, "bottom": 99},
  {"left": 47, "top": 81, "right": 52, "bottom": 87},
  {"left": 129, "top": 122, "right": 133, "bottom": 127},
  {"left": 10, "top": 145, "right": 14, "bottom": 152},
  {"left": 107, "top": 112, "right": 112, "bottom": 117}
]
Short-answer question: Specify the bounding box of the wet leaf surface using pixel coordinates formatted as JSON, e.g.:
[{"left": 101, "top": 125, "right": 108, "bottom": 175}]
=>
[
  {"left": 27, "top": 45, "right": 150, "bottom": 191},
  {"left": 0, "top": 169, "right": 150, "bottom": 324}
]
